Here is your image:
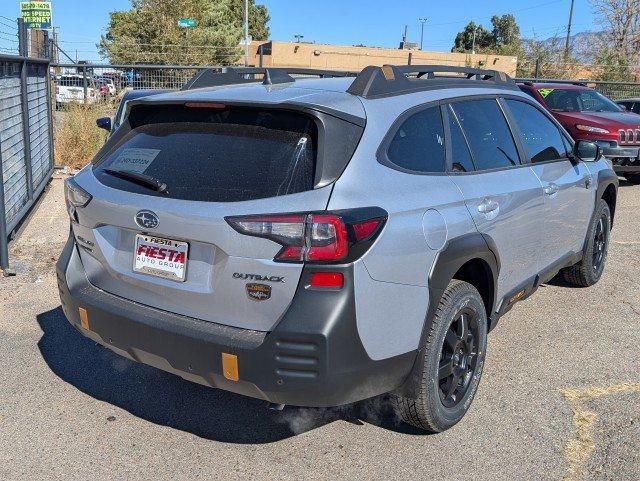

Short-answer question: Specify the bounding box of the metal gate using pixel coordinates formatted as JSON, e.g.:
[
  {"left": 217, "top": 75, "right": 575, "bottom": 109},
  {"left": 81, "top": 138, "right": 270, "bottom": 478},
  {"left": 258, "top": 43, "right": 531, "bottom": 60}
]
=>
[{"left": 0, "top": 54, "right": 54, "bottom": 272}]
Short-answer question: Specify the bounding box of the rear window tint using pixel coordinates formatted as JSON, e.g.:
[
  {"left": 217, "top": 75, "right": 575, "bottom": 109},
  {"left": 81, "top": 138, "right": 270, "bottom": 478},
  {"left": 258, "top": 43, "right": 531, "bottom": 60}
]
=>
[
  {"left": 386, "top": 106, "right": 445, "bottom": 173},
  {"left": 94, "top": 108, "right": 317, "bottom": 202},
  {"left": 451, "top": 99, "right": 521, "bottom": 170}
]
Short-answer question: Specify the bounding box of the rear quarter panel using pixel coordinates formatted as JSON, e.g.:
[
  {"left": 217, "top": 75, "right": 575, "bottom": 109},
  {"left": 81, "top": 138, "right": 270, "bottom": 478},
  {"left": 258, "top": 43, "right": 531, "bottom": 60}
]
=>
[{"left": 328, "top": 92, "right": 480, "bottom": 360}]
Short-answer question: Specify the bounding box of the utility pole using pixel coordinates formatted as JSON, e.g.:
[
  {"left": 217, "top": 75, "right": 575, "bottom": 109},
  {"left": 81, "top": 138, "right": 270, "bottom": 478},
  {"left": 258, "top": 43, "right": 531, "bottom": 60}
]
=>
[
  {"left": 564, "top": 0, "right": 575, "bottom": 59},
  {"left": 17, "top": 18, "right": 28, "bottom": 56},
  {"left": 244, "top": 0, "right": 249, "bottom": 66},
  {"left": 419, "top": 18, "right": 427, "bottom": 50}
]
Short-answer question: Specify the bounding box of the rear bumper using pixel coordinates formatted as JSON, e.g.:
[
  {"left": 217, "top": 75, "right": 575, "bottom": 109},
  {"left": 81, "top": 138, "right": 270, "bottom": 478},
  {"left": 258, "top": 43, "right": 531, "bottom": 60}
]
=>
[{"left": 56, "top": 233, "right": 415, "bottom": 407}]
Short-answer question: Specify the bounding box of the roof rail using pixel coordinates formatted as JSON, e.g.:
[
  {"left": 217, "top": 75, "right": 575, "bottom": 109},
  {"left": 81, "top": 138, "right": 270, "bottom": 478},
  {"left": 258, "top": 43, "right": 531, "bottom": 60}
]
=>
[
  {"left": 346, "top": 64, "right": 518, "bottom": 99},
  {"left": 182, "top": 67, "right": 357, "bottom": 91},
  {"left": 514, "top": 78, "right": 591, "bottom": 87}
]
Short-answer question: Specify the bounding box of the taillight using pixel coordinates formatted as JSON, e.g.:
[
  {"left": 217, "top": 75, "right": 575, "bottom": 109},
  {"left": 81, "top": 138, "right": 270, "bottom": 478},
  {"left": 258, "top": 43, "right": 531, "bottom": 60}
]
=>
[{"left": 226, "top": 208, "right": 386, "bottom": 264}]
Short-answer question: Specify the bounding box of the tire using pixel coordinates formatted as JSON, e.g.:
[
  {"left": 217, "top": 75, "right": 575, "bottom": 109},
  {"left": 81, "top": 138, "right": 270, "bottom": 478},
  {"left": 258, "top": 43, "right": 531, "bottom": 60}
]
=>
[
  {"left": 394, "top": 279, "right": 488, "bottom": 432},
  {"left": 625, "top": 174, "right": 640, "bottom": 185},
  {"left": 561, "top": 199, "right": 611, "bottom": 287}
]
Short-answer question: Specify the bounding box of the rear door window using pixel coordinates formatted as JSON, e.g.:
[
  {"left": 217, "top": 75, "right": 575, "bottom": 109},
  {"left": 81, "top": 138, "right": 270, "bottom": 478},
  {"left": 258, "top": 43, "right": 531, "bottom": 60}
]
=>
[
  {"left": 447, "top": 106, "right": 475, "bottom": 173},
  {"left": 504, "top": 99, "right": 568, "bottom": 163},
  {"left": 450, "top": 99, "right": 521, "bottom": 171},
  {"left": 385, "top": 106, "right": 446, "bottom": 173},
  {"left": 94, "top": 107, "right": 317, "bottom": 202}
]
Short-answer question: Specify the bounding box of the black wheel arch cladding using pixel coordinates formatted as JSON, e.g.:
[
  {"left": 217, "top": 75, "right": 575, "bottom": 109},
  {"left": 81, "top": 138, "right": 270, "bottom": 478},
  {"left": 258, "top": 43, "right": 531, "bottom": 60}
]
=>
[{"left": 596, "top": 168, "right": 618, "bottom": 228}]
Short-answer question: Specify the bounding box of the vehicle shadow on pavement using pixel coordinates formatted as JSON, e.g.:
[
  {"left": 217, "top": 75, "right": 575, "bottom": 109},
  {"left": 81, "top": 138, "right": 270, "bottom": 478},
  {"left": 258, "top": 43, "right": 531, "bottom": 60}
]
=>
[{"left": 36, "top": 307, "right": 423, "bottom": 444}]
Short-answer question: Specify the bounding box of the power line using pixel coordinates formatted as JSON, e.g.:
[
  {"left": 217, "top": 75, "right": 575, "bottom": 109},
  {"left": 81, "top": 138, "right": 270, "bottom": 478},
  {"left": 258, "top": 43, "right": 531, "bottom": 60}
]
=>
[
  {"left": 0, "top": 19, "right": 16, "bottom": 30},
  {"left": 0, "top": 33, "right": 18, "bottom": 44},
  {"left": 60, "top": 40, "right": 242, "bottom": 49},
  {"left": 426, "top": 0, "right": 566, "bottom": 27}
]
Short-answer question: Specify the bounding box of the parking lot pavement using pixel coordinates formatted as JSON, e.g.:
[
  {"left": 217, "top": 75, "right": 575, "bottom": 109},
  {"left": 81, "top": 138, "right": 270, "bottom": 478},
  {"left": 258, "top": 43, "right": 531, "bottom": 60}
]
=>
[{"left": 0, "top": 176, "right": 638, "bottom": 481}]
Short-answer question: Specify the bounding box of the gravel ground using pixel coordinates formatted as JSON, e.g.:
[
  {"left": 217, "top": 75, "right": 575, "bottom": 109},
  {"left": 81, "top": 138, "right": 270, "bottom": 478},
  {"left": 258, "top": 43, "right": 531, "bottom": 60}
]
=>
[{"left": 0, "top": 176, "right": 638, "bottom": 481}]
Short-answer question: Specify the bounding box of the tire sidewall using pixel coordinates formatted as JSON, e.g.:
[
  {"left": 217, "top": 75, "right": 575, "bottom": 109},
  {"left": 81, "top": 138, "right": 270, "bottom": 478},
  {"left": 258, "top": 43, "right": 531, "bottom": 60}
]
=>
[
  {"left": 422, "top": 284, "right": 488, "bottom": 430},
  {"left": 583, "top": 200, "right": 611, "bottom": 284}
]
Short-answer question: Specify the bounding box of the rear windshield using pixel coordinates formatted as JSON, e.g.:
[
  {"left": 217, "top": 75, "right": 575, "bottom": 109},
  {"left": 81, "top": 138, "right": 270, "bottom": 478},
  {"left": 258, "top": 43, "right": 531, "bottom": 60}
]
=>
[{"left": 93, "top": 107, "right": 317, "bottom": 202}]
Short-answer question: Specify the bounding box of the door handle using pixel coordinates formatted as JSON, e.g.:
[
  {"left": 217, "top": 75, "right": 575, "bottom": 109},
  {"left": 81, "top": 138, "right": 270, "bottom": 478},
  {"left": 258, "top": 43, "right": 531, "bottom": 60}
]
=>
[
  {"left": 543, "top": 183, "right": 559, "bottom": 196},
  {"left": 477, "top": 199, "right": 499, "bottom": 214}
]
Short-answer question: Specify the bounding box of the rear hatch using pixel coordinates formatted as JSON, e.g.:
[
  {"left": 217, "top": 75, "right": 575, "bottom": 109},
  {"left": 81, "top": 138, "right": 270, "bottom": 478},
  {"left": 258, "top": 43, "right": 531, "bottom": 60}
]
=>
[{"left": 71, "top": 100, "right": 363, "bottom": 331}]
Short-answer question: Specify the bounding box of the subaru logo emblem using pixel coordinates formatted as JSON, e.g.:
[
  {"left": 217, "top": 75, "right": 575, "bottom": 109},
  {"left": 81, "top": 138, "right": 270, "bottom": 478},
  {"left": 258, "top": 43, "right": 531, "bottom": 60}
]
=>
[{"left": 135, "top": 210, "right": 159, "bottom": 229}]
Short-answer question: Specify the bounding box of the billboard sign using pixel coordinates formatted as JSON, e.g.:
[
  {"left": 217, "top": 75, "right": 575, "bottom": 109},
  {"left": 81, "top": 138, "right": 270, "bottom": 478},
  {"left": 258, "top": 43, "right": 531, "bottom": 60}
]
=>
[{"left": 20, "top": 1, "right": 52, "bottom": 29}]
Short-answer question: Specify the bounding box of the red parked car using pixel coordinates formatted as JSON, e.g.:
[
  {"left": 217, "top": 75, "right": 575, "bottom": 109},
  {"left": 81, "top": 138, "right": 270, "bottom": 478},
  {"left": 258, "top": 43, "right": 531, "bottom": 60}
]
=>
[{"left": 518, "top": 82, "right": 640, "bottom": 184}]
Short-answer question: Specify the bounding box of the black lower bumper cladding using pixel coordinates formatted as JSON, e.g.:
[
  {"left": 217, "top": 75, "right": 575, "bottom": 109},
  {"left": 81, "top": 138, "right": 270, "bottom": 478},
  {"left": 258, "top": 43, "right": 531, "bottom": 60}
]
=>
[
  {"left": 599, "top": 143, "right": 640, "bottom": 173},
  {"left": 56, "top": 233, "right": 416, "bottom": 407}
]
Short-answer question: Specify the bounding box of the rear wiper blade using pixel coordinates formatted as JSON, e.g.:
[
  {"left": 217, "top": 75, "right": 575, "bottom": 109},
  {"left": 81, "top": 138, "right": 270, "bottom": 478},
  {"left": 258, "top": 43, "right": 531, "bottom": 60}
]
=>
[{"left": 103, "top": 168, "right": 169, "bottom": 195}]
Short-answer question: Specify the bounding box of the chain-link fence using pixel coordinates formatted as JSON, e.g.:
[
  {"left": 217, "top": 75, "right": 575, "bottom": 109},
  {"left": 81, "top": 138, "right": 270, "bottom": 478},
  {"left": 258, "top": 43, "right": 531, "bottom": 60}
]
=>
[
  {"left": 50, "top": 63, "right": 214, "bottom": 110},
  {"left": 0, "top": 54, "right": 54, "bottom": 271}
]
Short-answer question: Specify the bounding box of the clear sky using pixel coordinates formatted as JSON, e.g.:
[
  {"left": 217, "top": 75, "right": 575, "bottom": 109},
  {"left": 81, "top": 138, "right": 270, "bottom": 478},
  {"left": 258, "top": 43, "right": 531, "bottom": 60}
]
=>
[{"left": 0, "top": 0, "right": 598, "bottom": 61}]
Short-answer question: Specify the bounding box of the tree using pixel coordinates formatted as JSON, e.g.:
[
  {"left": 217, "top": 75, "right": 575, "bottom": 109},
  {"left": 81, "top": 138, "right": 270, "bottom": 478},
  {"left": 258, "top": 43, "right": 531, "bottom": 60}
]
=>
[
  {"left": 452, "top": 16, "right": 522, "bottom": 56},
  {"left": 591, "top": 0, "right": 640, "bottom": 60},
  {"left": 519, "top": 35, "right": 580, "bottom": 78},
  {"left": 491, "top": 14, "right": 520, "bottom": 48},
  {"left": 593, "top": 46, "right": 636, "bottom": 81},
  {"left": 98, "top": 0, "right": 270, "bottom": 65},
  {"left": 490, "top": 14, "right": 523, "bottom": 57},
  {"left": 452, "top": 22, "right": 492, "bottom": 53},
  {"left": 589, "top": 0, "right": 640, "bottom": 79}
]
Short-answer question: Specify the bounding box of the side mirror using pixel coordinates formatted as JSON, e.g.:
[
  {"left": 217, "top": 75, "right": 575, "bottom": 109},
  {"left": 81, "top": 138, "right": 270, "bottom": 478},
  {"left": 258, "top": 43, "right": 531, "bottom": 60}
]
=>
[
  {"left": 574, "top": 140, "right": 601, "bottom": 162},
  {"left": 617, "top": 103, "right": 629, "bottom": 111},
  {"left": 96, "top": 117, "right": 111, "bottom": 131}
]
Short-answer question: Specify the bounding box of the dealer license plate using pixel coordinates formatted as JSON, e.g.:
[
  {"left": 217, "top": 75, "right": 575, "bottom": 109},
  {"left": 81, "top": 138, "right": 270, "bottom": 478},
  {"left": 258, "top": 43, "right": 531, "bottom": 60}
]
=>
[{"left": 133, "top": 234, "right": 189, "bottom": 282}]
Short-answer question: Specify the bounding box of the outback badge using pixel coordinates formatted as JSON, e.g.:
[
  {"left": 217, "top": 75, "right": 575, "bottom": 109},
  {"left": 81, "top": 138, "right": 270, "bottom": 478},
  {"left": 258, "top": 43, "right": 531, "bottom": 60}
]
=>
[{"left": 246, "top": 283, "right": 271, "bottom": 301}]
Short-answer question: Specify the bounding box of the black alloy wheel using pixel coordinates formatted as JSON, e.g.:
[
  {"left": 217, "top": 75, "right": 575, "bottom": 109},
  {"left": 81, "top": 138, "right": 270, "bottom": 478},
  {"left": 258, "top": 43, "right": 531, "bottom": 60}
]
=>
[{"left": 438, "top": 308, "right": 480, "bottom": 408}]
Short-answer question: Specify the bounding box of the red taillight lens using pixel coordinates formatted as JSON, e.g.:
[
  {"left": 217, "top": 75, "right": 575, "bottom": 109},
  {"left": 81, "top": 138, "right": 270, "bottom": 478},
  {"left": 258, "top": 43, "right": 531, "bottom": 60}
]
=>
[
  {"left": 226, "top": 209, "right": 386, "bottom": 264},
  {"left": 306, "top": 215, "right": 348, "bottom": 261},
  {"left": 309, "top": 272, "right": 344, "bottom": 289},
  {"left": 352, "top": 218, "right": 382, "bottom": 242}
]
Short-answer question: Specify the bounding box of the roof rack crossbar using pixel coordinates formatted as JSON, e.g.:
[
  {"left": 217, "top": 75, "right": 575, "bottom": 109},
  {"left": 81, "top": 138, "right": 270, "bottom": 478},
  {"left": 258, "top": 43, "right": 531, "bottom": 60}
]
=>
[
  {"left": 346, "top": 64, "right": 517, "bottom": 99},
  {"left": 182, "top": 67, "right": 357, "bottom": 91}
]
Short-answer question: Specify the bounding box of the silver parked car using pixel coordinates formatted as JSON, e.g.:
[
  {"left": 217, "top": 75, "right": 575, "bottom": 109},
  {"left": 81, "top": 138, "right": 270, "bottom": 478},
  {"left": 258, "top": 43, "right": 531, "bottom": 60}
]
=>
[{"left": 58, "top": 65, "right": 618, "bottom": 432}]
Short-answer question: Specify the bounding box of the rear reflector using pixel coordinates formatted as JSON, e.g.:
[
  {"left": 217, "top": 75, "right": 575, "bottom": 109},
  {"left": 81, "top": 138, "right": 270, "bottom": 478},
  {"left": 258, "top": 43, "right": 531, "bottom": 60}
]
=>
[
  {"left": 309, "top": 272, "right": 344, "bottom": 289},
  {"left": 222, "top": 353, "right": 239, "bottom": 381},
  {"left": 352, "top": 218, "right": 382, "bottom": 242},
  {"left": 78, "top": 307, "right": 90, "bottom": 330}
]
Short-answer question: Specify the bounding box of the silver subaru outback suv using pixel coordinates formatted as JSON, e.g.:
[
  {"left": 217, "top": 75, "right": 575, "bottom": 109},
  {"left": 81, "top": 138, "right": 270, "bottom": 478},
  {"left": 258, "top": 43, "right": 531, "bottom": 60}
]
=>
[{"left": 57, "top": 65, "right": 618, "bottom": 432}]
